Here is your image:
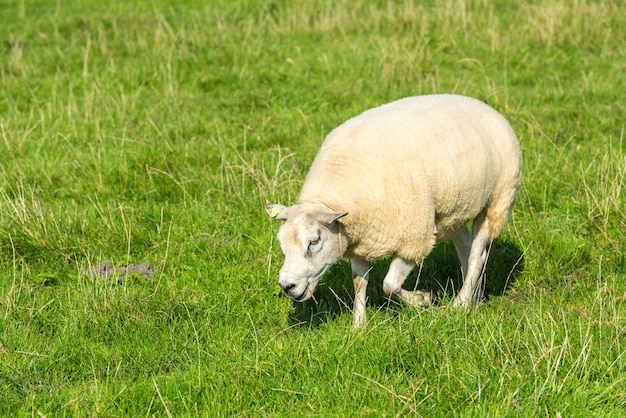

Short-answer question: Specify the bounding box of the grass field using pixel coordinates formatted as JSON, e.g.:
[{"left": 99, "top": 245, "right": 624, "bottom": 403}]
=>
[{"left": 1, "top": 0, "right": 625, "bottom": 415}]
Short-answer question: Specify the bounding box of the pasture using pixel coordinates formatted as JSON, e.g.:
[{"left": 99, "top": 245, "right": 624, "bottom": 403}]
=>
[{"left": 1, "top": 0, "right": 625, "bottom": 415}]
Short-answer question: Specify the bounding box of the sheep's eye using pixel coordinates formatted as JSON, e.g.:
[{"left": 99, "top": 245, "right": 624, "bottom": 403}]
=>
[{"left": 309, "top": 238, "right": 320, "bottom": 247}]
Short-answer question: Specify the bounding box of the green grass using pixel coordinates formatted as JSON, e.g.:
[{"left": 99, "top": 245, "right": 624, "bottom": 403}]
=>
[{"left": 1, "top": 0, "right": 625, "bottom": 415}]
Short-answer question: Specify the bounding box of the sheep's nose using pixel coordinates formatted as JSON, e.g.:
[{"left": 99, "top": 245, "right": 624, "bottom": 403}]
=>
[{"left": 281, "top": 282, "right": 296, "bottom": 294}]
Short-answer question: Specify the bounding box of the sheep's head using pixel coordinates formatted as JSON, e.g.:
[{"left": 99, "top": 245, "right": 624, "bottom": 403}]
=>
[{"left": 266, "top": 202, "right": 348, "bottom": 302}]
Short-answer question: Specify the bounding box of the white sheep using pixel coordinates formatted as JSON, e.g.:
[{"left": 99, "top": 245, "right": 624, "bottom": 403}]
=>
[{"left": 266, "top": 94, "right": 522, "bottom": 328}]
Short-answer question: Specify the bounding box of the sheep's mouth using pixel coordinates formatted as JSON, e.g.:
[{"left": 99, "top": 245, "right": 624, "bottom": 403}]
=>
[
  {"left": 293, "top": 288, "right": 309, "bottom": 301},
  {"left": 293, "top": 283, "right": 318, "bottom": 303}
]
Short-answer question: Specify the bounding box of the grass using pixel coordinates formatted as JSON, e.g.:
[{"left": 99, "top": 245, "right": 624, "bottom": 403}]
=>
[{"left": 1, "top": 0, "right": 625, "bottom": 415}]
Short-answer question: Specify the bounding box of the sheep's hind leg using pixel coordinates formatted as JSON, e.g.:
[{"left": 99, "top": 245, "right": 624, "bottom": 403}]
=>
[
  {"left": 351, "top": 258, "right": 370, "bottom": 328},
  {"left": 453, "top": 215, "right": 490, "bottom": 307},
  {"left": 383, "top": 257, "right": 432, "bottom": 307},
  {"left": 452, "top": 226, "right": 472, "bottom": 279}
]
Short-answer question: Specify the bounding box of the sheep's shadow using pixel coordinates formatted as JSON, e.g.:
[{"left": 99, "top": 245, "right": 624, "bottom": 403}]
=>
[{"left": 289, "top": 239, "right": 524, "bottom": 327}]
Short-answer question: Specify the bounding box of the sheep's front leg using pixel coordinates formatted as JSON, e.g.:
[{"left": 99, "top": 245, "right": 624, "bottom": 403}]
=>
[
  {"left": 383, "top": 257, "right": 432, "bottom": 307},
  {"left": 351, "top": 258, "right": 370, "bottom": 328}
]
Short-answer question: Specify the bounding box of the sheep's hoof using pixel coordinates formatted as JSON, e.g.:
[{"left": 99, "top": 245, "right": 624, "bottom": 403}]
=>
[
  {"left": 452, "top": 295, "right": 484, "bottom": 308},
  {"left": 452, "top": 290, "right": 484, "bottom": 307},
  {"left": 352, "top": 312, "right": 367, "bottom": 329},
  {"left": 403, "top": 290, "right": 433, "bottom": 308}
]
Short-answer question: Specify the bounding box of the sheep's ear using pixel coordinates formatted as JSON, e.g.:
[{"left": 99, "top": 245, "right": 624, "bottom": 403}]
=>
[
  {"left": 265, "top": 204, "right": 288, "bottom": 220},
  {"left": 319, "top": 209, "right": 348, "bottom": 226}
]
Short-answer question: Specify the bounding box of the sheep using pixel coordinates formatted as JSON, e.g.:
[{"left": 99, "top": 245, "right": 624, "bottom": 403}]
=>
[{"left": 266, "top": 94, "right": 522, "bottom": 328}]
